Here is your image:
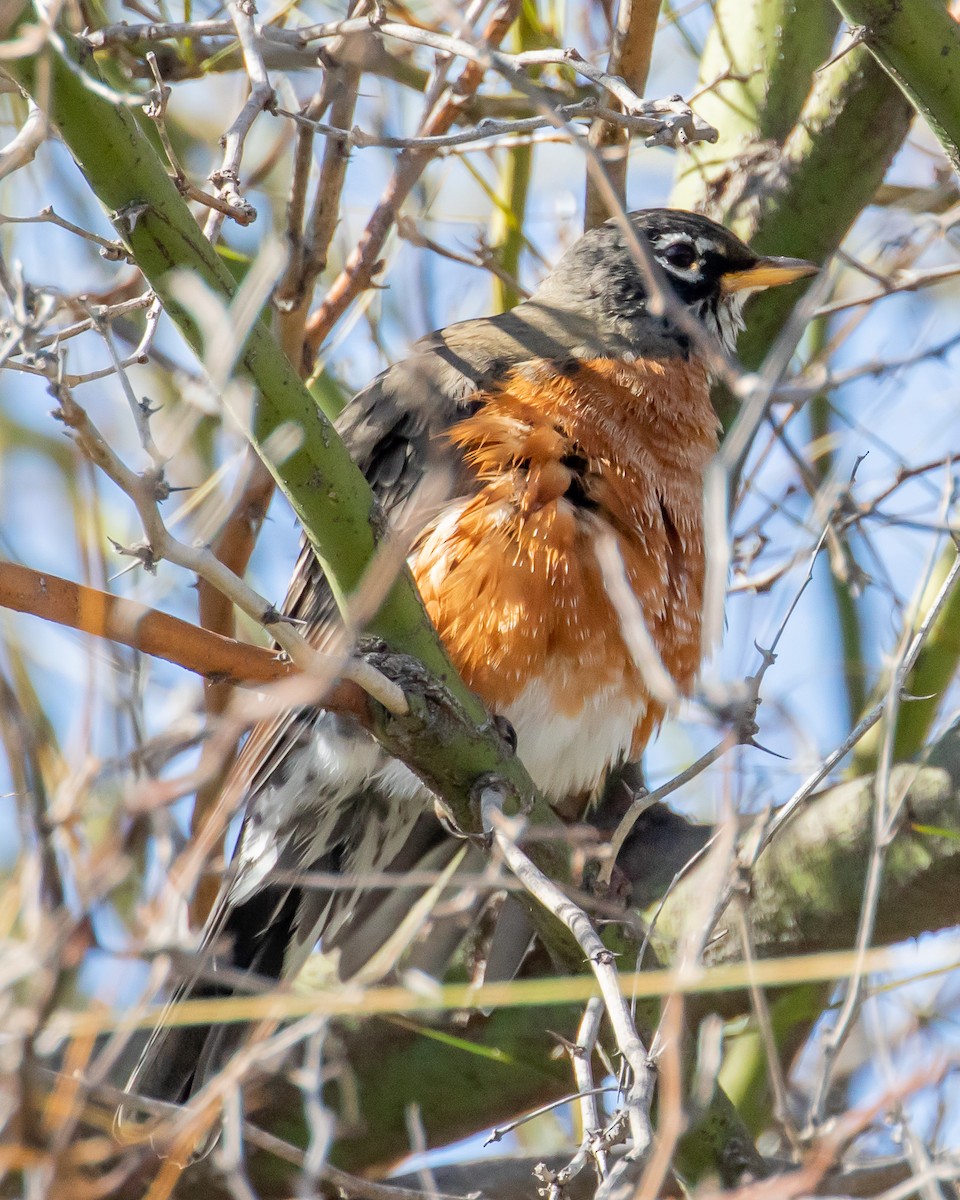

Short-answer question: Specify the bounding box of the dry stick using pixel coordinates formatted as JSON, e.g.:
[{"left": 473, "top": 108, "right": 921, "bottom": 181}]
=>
[
  {"left": 1, "top": 353, "right": 165, "bottom": 387},
  {"left": 600, "top": 740, "right": 728, "bottom": 888},
  {"left": 694, "top": 1063, "right": 960, "bottom": 1200},
  {"left": 622, "top": 528, "right": 840, "bottom": 1193},
  {"left": 302, "top": 0, "right": 520, "bottom": 361},
  {"left": 553, "top": 996, "right": 610, "bottom": 1190},
  {"left": 601, "top": 515, "right": 809, "bottom": 888},
  {"left": 273, "top": 86, "right": 323, "bottom": 314},
  {"left": 296, "top": 16, "right": 707, "bottom": 129},
  {"left": 480, "top": 787, "right": 655, "bottom": 1167},
  {"left": 806, "top": 517, "right": 960, "bottom": 1132},
  {"left": 701, "top": 268, "right": 836, "bottom": 658},
  {"left": 201, "top": 0, "right": 272, "bottom": 242},
  {"left": 239, "top": 1122, "right": 474, "bottom": 1200},
  {"left": 288, "top": 18, "right": 365, "bottom": 327},
  {"left": 278, "top": 96, "right": 691, "bottom": 150},
  {"left": 33, "top": 1051, "right": 472, "bottom": 1200},
  {"left": 774, "top": 330, "right": 960, "bottom": 406},
  {"left": 0, "top": 205, "right": 128, "bottom": 258},
  {"left": 142, "top": 52, "right": 253, "bottom": 228},
  {"left": 42, "top": 368, "right": 405, "bottom": 713},
  {"left": 302, "top": 11, "right": 714, "bottom": 360},
  {"left": 291, "top": 1025, "right": 335, "bottom": 1200},
  {"left": 633, "top": 797, "right": 743, "bottom": 1200},
  {"left": 585, "top": 0, "right": 662, "bottom": 229},
  {"left": 191, "top": 451, "right": 276, "bottom": 906},
  {"left": 25, "top": 294, "right": 153, "bottom": 350},
  {"left": 694, "top": 548, "right": 960, "bottom": 972},
  {"left": 815, "top": 260, "right": 960, "bottom": 318},
  {"left": 405, "top": 1103, "right": 441, "bottom": 1200},
  {"left": 84, "top": 298, "right": 165, "bottom": 469},
  {"left": 84, "top": 19, "right": 278, "bottom": 48},
  {"left": 397, "top": 213, "right": 530, "bottom": 296},
  {"left": 754, "top": 554, "right": 960, "bottom": 865},
  {"left": 136, "top": 1015, "right": 333, "bottom": 1200},
  {"left": 731, "top": 902, "right": 799, "bottom": 1148},
  {"left": 485, "top": 1086, "right": 618, "bottom": 1146},
  {"left": 195, "top": 458, "right": 275, "bottom": 692},
  {"left": 213, "top": 1087, "right": 258, "bottom": 1200},
  {"left": 864, "top": 1007, "right": 943, "bottom": 1200}
]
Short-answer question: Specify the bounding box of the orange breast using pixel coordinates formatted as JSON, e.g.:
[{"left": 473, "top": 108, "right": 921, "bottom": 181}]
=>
[{"left": 409, "top": 355, "right": 719, "bottom": 797}]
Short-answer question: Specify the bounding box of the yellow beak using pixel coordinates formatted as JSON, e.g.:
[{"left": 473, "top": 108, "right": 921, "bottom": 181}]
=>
[{"left": 721, "top": 255, "right": 819, "bottom": 295}]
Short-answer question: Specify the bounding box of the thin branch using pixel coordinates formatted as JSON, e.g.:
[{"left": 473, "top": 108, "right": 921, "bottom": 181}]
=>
[
  {"left": 303, "top": 0, "right": 524, "bottom": 362},
  {"left": 585, "top": 0, "right": 662, "bottom": 228},
  {"left": 42, "top": 366, "right": 406, "bottom": 714},
  {"left": 0, "top": 98, "right": 49, "bottom": 180},
  {"left": 805, "top": 521, "right": 960, "bottom": 1129},
  {"left": 754, "top": 546, "right": 960, "bottom": 869},
  {"left": 480, "top": 786, "right": 655, "bottom": 1166},
  {"left": 0, "top": 204, "right": 128, "bottom": 257},
  {"left": 545, "top": 997, "right": 614, "bottom": 1190},
  {"left": 0, "top": 560, "right": 292, "bottom": 686},
  {"left": 201, "top": 0, "right": 273, "bottom": 241}
]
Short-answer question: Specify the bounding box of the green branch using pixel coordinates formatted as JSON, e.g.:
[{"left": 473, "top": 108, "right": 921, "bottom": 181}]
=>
[
  {"left": 832, "top": 0, "right": 960, "bottom": 174},
  {"left": 672, "top": 0, "right": 840, "bottom": 211},
  {"left": 674, "top": 34, "right": 913, "bottom": 426}
]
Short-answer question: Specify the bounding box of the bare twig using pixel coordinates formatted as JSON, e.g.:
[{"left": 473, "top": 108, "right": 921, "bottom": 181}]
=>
[
  {"left": 200, "top": 0, "right": 273, "bottom": 241},
  {"left": 547, "top": 997, "right": 613, "bottom": 1189},
  {"left": 0, "top": 98, "right": 49, "bottom": 180},
  {"left": 42, "top": 364, "right": 406, "bottom": 714},
  {"left": 804, "top": 510, "right": 960, "bottom": 1131},
  {"left": 585, "top": 0, "right": 662, "bottom": 228},
  {"left": 480, "top": 786, "right": 655, "bottom": 1165},
  {"left": 0, "top": 204, "right": 128, "bottom": 257},
  {"left": 303, "top": 0, "right": 524, "bottom": 362}
]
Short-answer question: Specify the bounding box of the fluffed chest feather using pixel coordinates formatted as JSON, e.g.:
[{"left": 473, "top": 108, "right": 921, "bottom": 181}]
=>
[{"left": 408, "top": 354, "right": 720, "bottom": 798}]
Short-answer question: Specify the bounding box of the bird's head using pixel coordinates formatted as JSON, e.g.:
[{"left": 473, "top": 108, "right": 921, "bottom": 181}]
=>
[
  {"left": 637, "top": 209, "right": 818, "bottom": 350},
  {"left": 537, "top": 208, "right": 818, "bottom": 354}
]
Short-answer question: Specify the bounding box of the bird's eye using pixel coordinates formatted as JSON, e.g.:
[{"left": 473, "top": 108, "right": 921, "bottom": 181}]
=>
[{"left": 662, "top": 241, "right": 697, "bottom": 270}]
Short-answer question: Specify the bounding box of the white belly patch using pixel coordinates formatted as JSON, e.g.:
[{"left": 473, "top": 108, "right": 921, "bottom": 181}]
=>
[{"left": 500, "top": 676, "right": 646, "bottom": 800}]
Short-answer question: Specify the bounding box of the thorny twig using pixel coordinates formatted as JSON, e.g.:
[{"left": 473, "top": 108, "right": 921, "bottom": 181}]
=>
[
  {"left": 804, "top": 486, "right": 960, "bottom": 1132},
  {"left": 0, "top": 205, "right": 129, "bottom": 259},
  {"left": 601, "top": 535, "right": 808, "bottom": 889},
  {"left": 201, "top": 0, "right": 273, "bottom": 242},
  {"left": 480, "top": 787, "right": 656, "bottom": 1167},
  {"left": 142, "top": 50, "right": 257, "bottom": 227},
  {"left": 41, "top": 358, "right": 406, "bottom": 714},
  {"left": 539, "top": 997, "right": 619, "bottom": 1194},
  {"left": 485, "top": 1086, "right": 620, "bottom": 1147}
]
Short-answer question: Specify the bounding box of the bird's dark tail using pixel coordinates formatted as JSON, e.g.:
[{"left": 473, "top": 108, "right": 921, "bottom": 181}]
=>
[
  {"left": 118, "top": 881, "right": 304, "bottom": 1131},
  {"left": 117, "top": 814, "right": 479, "bottom": 1140}
]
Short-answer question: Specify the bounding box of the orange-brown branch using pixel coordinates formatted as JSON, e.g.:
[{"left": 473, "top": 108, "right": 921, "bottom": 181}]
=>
[{"left": 0, "top": 560, "right": 290, "bottom": 686}]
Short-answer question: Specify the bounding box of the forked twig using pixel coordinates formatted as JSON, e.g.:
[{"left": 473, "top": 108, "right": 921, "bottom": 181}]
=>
[{"left": 480, "top": 786, "right": 655, "bottom": 1166}]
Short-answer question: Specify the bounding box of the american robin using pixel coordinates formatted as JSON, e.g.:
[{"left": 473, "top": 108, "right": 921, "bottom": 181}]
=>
[{"left": 127, "top": 208, "right": 815, "bottom": 1109}]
